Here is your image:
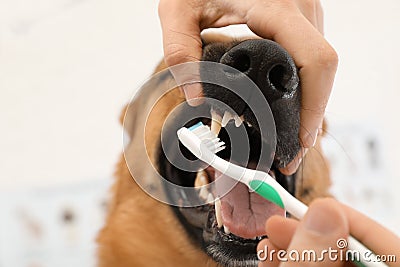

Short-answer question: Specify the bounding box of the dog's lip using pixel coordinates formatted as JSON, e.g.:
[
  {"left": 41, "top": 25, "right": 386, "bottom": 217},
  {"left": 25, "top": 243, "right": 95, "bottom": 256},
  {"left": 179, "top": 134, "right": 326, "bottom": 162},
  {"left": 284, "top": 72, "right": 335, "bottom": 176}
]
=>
[{"left": 205, "top": 204, "right": 265, "bottom": 243}]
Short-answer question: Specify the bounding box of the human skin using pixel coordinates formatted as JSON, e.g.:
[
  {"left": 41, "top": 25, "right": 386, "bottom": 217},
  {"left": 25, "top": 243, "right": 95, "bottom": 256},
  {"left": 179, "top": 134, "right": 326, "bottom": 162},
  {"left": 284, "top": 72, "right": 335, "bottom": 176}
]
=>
[
  {"left": 158, "top": 0, "right": 339, "bottom": 174},
  {"left": 257, "top": 198, "right": 400, "bottom": 267}
]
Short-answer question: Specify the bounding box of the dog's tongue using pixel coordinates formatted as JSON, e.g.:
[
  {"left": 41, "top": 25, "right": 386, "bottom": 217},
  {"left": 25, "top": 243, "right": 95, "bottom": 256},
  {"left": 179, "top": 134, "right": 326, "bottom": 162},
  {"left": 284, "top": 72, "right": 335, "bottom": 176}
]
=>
[{"left": 215, "top": 170, "right": 285, "bottom": 239}]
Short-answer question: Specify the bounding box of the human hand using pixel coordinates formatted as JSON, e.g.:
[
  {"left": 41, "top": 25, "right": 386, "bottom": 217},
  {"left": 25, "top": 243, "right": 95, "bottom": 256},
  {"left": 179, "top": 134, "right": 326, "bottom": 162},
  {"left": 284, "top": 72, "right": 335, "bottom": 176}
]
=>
[
  {"left": 257, "top": 198, "right": 400, "bottom": 266},
  {"left": 158, "top": 0, "right": 338, "bottom": 174}
]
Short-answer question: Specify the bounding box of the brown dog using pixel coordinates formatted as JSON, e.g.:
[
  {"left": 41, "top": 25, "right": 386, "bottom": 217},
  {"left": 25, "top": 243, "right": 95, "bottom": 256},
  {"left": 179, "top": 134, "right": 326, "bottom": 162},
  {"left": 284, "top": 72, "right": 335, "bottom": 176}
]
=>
[{"left": 97, "top": 35, "right": 331, "bottom": 267}]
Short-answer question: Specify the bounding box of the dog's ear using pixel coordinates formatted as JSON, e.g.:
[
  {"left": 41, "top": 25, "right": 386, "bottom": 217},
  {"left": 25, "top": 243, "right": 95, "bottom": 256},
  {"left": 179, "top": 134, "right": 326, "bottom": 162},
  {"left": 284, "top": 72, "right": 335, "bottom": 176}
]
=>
[
  {"left": 121, "top": 60, "right": 179, "bottom": 141},
  {"left": 120, "top": 102, "right": 137, "bottom": 140}
]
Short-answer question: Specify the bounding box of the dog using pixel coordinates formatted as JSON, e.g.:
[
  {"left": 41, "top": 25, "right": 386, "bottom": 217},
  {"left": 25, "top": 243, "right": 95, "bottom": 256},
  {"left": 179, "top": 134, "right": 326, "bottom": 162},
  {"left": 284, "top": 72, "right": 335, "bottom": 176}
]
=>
[{"left": 96, "top": 34, "right": 331, "bottom": 267}]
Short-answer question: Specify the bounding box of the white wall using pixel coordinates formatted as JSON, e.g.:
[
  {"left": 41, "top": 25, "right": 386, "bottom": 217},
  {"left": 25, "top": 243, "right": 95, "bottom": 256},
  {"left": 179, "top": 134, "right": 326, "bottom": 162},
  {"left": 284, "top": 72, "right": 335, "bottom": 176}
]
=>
[
  {"left": 322, "top": 1, "right": 400, "bottom": 231},
  {"left": 0, "top": 0, "right": 162, "bottom": 188},
  {"left": 1, "top": 0, "right": 399, "bottom": 187}
]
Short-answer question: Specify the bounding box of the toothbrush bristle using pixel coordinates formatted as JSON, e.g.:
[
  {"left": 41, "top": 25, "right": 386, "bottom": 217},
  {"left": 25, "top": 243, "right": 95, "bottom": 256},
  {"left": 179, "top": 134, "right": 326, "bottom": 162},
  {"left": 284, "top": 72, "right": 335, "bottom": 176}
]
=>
[{"left": 189, "top": 122, "right": 225, "bottom": 154}]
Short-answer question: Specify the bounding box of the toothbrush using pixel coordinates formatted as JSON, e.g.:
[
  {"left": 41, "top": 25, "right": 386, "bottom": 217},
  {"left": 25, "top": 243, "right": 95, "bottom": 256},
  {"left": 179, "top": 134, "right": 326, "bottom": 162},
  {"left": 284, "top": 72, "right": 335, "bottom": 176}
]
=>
[{"left": 177, "top": 122, "right": 387, "bottom": 267}]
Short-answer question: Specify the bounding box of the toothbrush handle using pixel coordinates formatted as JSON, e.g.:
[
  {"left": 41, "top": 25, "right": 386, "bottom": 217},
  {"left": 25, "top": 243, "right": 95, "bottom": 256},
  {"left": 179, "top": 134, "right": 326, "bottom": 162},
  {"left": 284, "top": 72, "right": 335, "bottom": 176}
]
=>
[
  {"left": 347, "top": 237, "right": 388, "bottom": 267},
  {"left": 250, "top": 180, "right": 388, "bottom": 267}
]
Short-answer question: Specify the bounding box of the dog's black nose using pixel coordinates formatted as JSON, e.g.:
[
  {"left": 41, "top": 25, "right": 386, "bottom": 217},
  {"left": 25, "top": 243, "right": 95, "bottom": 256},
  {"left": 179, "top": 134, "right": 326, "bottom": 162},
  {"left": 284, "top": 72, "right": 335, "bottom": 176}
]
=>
[
  {"left": 201, "top": 39, "right": 302, "bottom": 167},
  {"left": 220, "top": 39, "right": 299, "bottom": 101}
]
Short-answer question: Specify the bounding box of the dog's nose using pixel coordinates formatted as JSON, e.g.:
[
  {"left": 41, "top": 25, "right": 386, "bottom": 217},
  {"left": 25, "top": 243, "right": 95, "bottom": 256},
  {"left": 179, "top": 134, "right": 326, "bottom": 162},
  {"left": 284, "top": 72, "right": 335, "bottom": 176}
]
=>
[{"left": 220, "top": 39, "right": 299, "bottom": 101}]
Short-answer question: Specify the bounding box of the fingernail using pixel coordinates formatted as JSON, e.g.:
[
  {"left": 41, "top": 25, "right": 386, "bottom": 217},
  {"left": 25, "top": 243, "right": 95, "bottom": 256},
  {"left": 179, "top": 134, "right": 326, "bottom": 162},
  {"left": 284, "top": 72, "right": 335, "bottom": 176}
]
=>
[
  {"left": 302, "top": 129, "right": 318, "bottom": 148},
  {"left": 279, "top": 148, "right": 308, "bottom": 175},
  {"left": 318, "top": 127, "right": 323, "bottom": 136},
  {"left": 279, "top": 159, "right": 301, "bottom": 175},
  {"left": 304, "top": 201, "right": 339, "bottom": 234}
]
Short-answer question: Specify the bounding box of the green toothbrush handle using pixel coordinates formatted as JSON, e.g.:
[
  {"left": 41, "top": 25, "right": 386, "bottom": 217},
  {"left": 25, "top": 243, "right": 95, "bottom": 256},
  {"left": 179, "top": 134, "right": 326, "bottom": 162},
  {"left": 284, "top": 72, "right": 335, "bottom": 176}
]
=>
[
  {"left": 248, "top": 180, "right": 387, "bottom": 267},
  {"left": 249, "top": 180, "right": 285, "bottom": 209}
]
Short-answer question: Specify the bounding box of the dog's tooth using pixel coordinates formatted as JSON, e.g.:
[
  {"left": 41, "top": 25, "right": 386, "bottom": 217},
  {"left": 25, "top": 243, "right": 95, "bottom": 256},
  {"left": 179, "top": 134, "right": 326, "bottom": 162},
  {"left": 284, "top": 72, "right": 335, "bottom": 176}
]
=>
[
  {"left": 199, "top": 187, "right": 209, "bottom": 200},
  {"left": 223, "top": 225, "right": 230, "bottom": 234},
  {"left": 234, "top": 115, "right": 242, "bottom": 127},
  {"left": 210, "top": 109, "right": 222, "bottom": 135},
  {"left": 257, "top": 236, "right": 263, "bottom": 241},
  {"left": 194, "top": 170, "right": 209, "bottom": 188},
  {"left": 195, "top": 170, "right": 210, "bottom": 200},
  {"left": 221, "top": 111, "right": 234, "bottom": 127},
  {"left": 215, "top": 197, "right": 223, "bottom": 228},
  {"left": 206, "top": 193, "right": 214, "bottom": 203},
  {"left": 246, "top": 121, "right": 252, "bottom": 127}
]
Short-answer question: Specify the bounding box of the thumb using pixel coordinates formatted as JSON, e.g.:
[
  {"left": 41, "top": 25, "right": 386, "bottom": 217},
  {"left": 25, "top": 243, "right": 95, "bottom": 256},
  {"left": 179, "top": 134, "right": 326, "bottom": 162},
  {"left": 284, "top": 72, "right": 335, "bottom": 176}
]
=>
[
  {"left": 158, "top": 0, "right": 204, "bottom": 106},
  {"left": 280, "top": 198, "right": 349, "bottom": 267}
]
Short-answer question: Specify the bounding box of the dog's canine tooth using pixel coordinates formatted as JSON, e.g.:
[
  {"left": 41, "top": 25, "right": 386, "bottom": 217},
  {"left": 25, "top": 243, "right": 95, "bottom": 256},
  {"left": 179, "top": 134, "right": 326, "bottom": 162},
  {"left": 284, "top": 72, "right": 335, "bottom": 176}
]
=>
[
  {"left": 223, "top": 225, "right": 230, "bottom": 234},
  {"left": 210, "top": 109, "right": 222, "bottom": 135},
  {"left": 234, "top": 115, "right": 242, "bottom": 127},
  {"left": 195, "top": 170, "right": 210, "bottom": 200},
  {"left": 256, "top": 236, "right": 263, "bottom": 241},
  {"left": 199, "top": 187, "right": 209, "bottom": 200},
  {"left": 215, "top": 197, "right": 223, "bottom": 228},
  {"left": 206, "top": 193, "right": 214, "bottom": 203},
  {"left": 194, "top": 170, "right": 209, "bottom": 188},
  {"left": 221, "top": 111, "right": 234, "bottom": 127}
]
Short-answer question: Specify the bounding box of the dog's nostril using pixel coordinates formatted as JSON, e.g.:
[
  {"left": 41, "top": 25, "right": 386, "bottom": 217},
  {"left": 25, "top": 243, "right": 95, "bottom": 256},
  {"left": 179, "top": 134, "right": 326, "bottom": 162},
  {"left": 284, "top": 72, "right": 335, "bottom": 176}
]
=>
[
  {"left": 233, "top": 54, "right": 251, "bottom": 73},
  {"left": 268, "top": 65, "right": 286, "bottom": 92},
  {"left": 224, "top": 53, "right": 251, "bottom": 74},
  {"left": 268, "top": 64, "right": 296, "bottom": 93}
]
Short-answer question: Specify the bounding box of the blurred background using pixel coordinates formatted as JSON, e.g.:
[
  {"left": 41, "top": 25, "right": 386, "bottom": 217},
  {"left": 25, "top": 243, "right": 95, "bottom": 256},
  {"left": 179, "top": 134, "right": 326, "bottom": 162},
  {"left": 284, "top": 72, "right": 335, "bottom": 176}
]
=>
[{"left": 0, "top": 0, "right": 399, "bottom": 266}]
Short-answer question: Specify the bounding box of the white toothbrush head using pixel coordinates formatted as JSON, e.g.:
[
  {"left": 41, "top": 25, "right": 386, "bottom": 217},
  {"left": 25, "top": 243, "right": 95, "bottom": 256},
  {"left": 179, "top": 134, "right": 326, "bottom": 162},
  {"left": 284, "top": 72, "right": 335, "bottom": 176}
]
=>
[{"left": 178, "top": 122, "right": 226, "bottom": 155}]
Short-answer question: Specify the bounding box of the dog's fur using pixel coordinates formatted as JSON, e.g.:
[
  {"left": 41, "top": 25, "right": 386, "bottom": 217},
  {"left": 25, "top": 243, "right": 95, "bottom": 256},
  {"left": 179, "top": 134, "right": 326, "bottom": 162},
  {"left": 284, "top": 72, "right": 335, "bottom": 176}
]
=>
[{"left": 97, "top": 36, "right": 331, "bottom": 267}]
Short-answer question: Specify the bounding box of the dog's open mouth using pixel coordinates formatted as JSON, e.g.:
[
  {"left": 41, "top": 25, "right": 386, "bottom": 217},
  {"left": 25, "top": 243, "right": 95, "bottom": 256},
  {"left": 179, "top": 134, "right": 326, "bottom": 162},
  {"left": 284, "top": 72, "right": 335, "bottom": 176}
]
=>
[
  {"left": 156, "top": 38, "right": 301, "bottom": 267},
  {"left": 158, "top": 103, "right": 297, "bottom": 267},
  {"left": 195, "top": 110, "right": 286, "bottom": 240}
]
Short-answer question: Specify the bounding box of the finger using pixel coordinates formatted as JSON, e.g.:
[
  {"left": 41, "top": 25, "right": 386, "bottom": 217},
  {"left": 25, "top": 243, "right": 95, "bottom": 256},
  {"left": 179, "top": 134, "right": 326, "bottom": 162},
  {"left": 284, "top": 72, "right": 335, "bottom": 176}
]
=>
[
  {"left": 315, "top": 0, "right": 324, "bottom": 34},
  {"left": 280, "top": 198, "right": 349, "bottom": 267},
  {"left": 279, "top": 147, "right": 308, "bottom": 175},
  {"left": 317, "top": 119, "right": 324, "bottom": 136},
  {"left": 243, "top": 0, "right": 338, "bottom": 148},
  {"left": 158, "top": 0, "right": 204, "bottom": 105},
  {"left": 293, "top": 0, "right": 318, "bottom": 28},
  {"left": 265, "top": 215, "right": 299, "bottom": 250},
  {"left": 159, "top": 0, "right": 203, "bottom": 66},
  {"left": 172, "top": 62, "right": 204, "bottom": 105},
  {"left": 341, "top": 203, "right": 400, "bottom": 260},
  {"left": 293, "top": 0, "right": 324, "bottom": 35},
  {"left": 257, "top": 239, "right": 282, "bottom": 267}
]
